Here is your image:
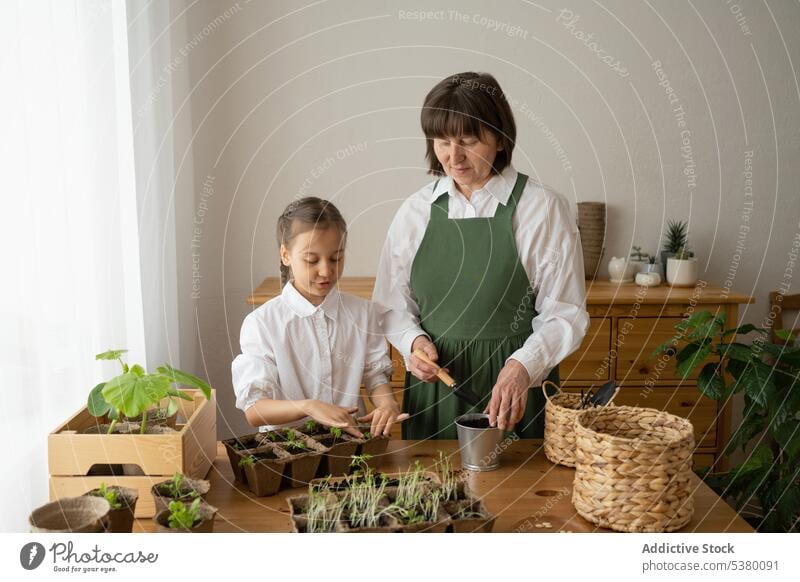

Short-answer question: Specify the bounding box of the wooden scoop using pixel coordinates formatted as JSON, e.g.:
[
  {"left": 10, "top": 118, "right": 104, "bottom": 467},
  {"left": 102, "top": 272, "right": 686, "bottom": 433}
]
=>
[{"left": 412, "top": 349, "right": 482, "bottom": 406}]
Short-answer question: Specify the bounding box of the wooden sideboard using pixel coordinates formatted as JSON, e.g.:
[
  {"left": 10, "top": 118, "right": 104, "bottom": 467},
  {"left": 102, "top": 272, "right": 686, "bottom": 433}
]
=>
[{"left": 247, "top": 278, "right": 754, "bottom": 470}]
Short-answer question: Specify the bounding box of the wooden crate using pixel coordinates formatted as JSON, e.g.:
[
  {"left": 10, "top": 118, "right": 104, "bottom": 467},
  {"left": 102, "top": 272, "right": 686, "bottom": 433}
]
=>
[{"left": 48, "top": 389, "right": 216, "bottom": 517}]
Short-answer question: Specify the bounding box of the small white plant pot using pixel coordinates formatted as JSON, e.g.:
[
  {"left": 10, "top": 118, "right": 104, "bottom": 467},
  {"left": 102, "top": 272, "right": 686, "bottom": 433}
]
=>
[{"left": 666, "top": 258, "right": 698, "bottom": 287}]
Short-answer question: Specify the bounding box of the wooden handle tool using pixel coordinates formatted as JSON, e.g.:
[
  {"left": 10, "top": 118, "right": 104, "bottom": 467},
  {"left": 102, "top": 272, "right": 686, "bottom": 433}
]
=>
[{"left": 412, "top": 349, "right": 457, "bottom": 388}]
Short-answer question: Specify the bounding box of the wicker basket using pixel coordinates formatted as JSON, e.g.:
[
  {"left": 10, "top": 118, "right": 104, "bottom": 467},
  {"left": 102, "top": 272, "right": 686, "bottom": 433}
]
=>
[
  {"left": 572, "top": 406, "right": 695, "bottom": 533},
  {"left": 542, "top": 381, "right": 618, "bottom": 467}
]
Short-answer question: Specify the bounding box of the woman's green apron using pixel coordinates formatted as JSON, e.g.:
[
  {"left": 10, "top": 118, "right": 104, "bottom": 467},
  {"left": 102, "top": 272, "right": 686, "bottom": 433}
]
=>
[{"left": 402, "top": 173, "right": 559, "bottom": 439}]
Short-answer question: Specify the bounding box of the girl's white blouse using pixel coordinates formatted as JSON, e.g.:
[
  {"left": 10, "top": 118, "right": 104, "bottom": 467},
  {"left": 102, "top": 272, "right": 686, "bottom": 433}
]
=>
[
  {"left": 373, "top": 165, "right": 590, "bottom": 387},
  {"left": 232, "top": 281, "right": 392, "bottom": 429}
]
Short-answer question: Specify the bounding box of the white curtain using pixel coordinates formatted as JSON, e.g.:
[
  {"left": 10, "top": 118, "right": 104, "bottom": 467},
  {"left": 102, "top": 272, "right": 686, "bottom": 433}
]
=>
[{"left": 0, "top": 0, "right": 149, "bottom": 531}]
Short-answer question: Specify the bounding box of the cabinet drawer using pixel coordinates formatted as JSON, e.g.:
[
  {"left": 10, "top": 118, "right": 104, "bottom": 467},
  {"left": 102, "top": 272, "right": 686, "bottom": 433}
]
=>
[
  {"left": 616, "top": 317, "right": 713, "bottom": 382},
  {"left": 561, "top": 318, "right": 611, "bottom": 382},
  {"left": 564, "top": 386, "right": 716, "bottom": 447}
]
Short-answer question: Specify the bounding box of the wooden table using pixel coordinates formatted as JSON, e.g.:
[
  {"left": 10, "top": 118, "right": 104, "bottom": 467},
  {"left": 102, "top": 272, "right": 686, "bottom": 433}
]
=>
[{"left": 134, "top": 440, "right": 753, "bottom": 533}]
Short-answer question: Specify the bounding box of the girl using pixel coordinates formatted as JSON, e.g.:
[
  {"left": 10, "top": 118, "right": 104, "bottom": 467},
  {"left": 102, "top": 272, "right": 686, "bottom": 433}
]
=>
[{"left": 232, "top": 197, "right": 407, "bottom": 437}]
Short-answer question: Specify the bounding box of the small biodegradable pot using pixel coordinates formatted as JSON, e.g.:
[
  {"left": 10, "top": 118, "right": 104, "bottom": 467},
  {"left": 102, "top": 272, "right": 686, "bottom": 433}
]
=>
[
  {"left": 312, "top": 434, "right": 359, "bottom": 477},
  {"left": 394, "top": 504, "right": 451, "bottom": 533},
  {"left": 154, "top": 501, "right": 218, "bottom": 533},
  {"left": 276, "top": 435, "right": 326, "bottom": 488},
  {"left": 241, "top": 445, "right": 290, "bottom": 497},
  {"left": 354, "top": 425, "right": 390, "bottom": 463},
  {"left": 83, "top": 486, "right": 139, "bottom": 533},
  {"left": 150, "top": 477, "right": 211, "bottom": 515},
  {"left": 222, "top": 434, "right": 265, "bottom": 484},
  {"left": 666, "top": 257, "right": 698, "bottom": 287},
  {"left": 29, "top": 497, "right": 110, "bottom": 533}
]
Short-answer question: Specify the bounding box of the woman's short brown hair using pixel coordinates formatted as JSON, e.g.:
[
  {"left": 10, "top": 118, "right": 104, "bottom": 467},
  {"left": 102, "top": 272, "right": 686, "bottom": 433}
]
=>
[{"left": 420, "top": 72, "right": 516, "bottom": 175}]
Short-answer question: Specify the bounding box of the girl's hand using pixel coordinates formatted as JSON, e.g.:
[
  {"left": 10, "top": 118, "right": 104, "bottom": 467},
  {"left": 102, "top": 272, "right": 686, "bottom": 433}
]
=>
[
  {"left": 358, "top": 404, "right": 410, "bottom": 437},
  {"left": 302, "top": 400, "right": 363, "bottom": 438},
  {"left": 409, "top": 335, "right": 444, "bottom": 383},
  {"left": 484, "top": 359, "right": 530, "bottom": 431}
]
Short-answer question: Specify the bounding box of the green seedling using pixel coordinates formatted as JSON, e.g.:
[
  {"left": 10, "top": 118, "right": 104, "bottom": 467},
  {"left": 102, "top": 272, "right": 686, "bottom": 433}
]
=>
[
  {"left": 238, "top": 455, "right": 256, "bottom": 468},
  {"left": 283, "top": 429, "right": 309, "bottom": 452},
  {"left": 162, "top": 473, "right": 199, "bottom": 500},
  {"left": 94, "top": 483, "right": 121, "bottom": 510},
  {"left": 434, "top": 451, "right": 460, "bottom": 502},
  {"left": 167, "top": 498, "right": 202, "bottom": 530},
  {"left": 88, "top": 348, "right": 211, "bottom": 435},
  {"left": 305, "top": 489, "right": 342, "bottom": 533},
  {"left": 329, "top": 426, "right": 343, "bottom": 441},
  {"left": 304, "top": 419, "right": 319, "bottom": 433}
]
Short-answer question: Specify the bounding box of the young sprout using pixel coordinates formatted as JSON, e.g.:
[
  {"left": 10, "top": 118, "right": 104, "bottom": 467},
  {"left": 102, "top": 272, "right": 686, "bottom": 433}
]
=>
[
  {"left": 164, "top": 472, "right": 198, "bottom": 500},
  {"left": 396, "top": 460, "right": 427, "bottom": 509},
  {"left": 329, "top": 426, "right": 343, "bottom": 440},
  {"left": 305, "top": 489, "right": 342, "bottom": 533},
  {"left": 304, "top": 419, "right": 319, "bottom": 433},
  {"left": 435, "top": 451, "right": 459, "bottom": 502},
  {"left": 283, "top": 429, "right": 309, "bottom": 452},
  {"left": 167, "top": 498, "right": 202, "bottom": 530},
  {"left": 238, "top": 454, "right": 256, "bottom": 468},
  {"left": 342, "top": 474, "right": 389, "bottom": 529},
  {"left": 96, "top": 483, "right": 121, "bottom": 510},
  {"left": 349, "top": 453, "right": 373, "bottom": 477}
]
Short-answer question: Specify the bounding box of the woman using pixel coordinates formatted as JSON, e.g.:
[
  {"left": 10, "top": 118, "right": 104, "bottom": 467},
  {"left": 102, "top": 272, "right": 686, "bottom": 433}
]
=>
[{"left": 374, "top": 72, "right": 590, "bottom": 439}]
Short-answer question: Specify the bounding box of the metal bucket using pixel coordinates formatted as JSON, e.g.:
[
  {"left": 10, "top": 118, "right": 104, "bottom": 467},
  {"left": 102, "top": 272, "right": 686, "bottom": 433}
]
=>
[{"left": 455, "top": 413, "right": 504, "bottom": 471}]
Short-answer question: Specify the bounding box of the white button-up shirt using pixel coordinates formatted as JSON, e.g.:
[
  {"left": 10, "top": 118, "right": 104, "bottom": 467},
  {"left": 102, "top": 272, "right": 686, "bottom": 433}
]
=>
[
  {"left": 232, "top": 281, "right": 392, "bottom": 430},
  {"left": 373, "top": 165, "right": 590, "bottom": 387}
]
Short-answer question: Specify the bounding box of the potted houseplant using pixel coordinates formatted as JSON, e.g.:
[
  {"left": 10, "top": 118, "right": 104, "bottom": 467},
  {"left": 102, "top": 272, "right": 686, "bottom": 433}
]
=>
[
  {"left": 150, "top": 472, "right": 211, "bottom": 515},
  {"left": 629, "top": 245, "right": 649, "bottom": 274},
  {"left": 652, "top": 311, "right": 800, "bottom": 532},
  {"left": 154, "top": 498, "right": 218, "bottom": 533},
  {"left": 87, "top": 349, "right": 212, "bottom": 434},
  {"left": 666, "top": 246, "right": 697, "bottom": 287},
  {"left": 83, "top": 483, "right": 138, "bottom": 532},
  {"left": 49, "top": 350, "right": 216, "bottom": 519},
  {"left": 635, "top": 255, "right": 662, "bottom": 286},
  {"left": 660, "top": 219, "right": 688, "bottom": 278}
]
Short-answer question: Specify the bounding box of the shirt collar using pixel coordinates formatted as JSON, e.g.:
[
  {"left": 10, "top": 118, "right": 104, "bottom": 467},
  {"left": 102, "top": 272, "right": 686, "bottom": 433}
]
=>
[
  {"left": 431, "top": 165, "right": 519, "bottom": 205},
  {"left": 281, "top": 281, "right": 340, "bottom": 322}
]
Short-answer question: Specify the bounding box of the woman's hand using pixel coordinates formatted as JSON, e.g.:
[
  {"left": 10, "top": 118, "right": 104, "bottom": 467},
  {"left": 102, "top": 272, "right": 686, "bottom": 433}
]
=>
[
  {"left": 484, "top": 359, "right": 530, "bottom": 431},
  {"left": 409, "top": 335, "right": 444, "bottom": 383},
  {"left": 358, "top": 404, "right": 410, "bottom": 437},
  {"left": 301, "top": 400, "right": 363, "bottom": 438}
]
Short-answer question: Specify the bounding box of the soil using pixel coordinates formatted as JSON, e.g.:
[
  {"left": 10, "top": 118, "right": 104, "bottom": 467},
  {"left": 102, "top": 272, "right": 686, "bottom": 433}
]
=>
[{"left": 457, "top": 417, "right": 492, "bottom": 429}]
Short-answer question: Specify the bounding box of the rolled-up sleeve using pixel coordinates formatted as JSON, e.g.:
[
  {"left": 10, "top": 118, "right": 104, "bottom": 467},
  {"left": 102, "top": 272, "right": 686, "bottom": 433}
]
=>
[
  {"left": 361, "top": 303, "right": 393, "bottom": 392},
  {"left": 508, "top": 191, "right": 590, "bottom": 387},
  {"left": 231, "top": 312, "right": 279, "bottom": 412}
]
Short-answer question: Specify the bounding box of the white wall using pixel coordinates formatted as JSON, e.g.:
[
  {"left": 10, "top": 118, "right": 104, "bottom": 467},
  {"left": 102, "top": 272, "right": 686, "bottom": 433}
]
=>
[{"left": 165, "top": 0, "right": 800, "bottom": 438}]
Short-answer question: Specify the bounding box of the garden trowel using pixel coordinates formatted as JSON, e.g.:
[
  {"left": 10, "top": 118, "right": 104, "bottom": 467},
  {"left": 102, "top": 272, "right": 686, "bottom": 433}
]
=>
[{"left": 411, "top": 349, "right": 482, "bottom": 407}]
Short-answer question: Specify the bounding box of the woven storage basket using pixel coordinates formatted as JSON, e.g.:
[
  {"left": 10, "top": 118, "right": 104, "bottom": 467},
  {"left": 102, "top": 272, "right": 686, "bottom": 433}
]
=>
[
  {"left": 542, "top": 381, "right": 618, "bottom": 467},
  {"left": 572, "top": 406, "right": 695, "bottom": 533}
]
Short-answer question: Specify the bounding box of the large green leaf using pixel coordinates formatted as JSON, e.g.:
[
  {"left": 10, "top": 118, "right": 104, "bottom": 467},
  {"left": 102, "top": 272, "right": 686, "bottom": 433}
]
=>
[
  {"left": 722, "top": 323, "right": 764, "bottom": 338},
  {"left": 739, "top": 443, "right": 773, "bottom": 473},
  {"left": 716, "top": 342, "right": 756, "bottom": 363},
  {"left": 95, "top": 349, "right": 128, "bottom": 361},
  {"left": 102, "top": 372, "right": 172, "bottom": 418},
  {"left": 722, "top": 413, "right": 766, "bottom": 455},
  {"left": 676, "top": 310, "right": 713, "bottom": 333},
  {"left": 740, "top": 360, "right": 775, "bottom": 407},
  {"left": 157, "top": 364, "right": 211, "bottom": 399},
  {"left": 688, "top": 313, "right": 726, "bottom": 342},
  {"left": 676, "top": 340, "right": 712, "bottom": 379},
  {"left": 87, "top": 382, "right": 109, "bottom": 417},
  {"left": 697, "top": 363, "right": 726, "bottom": 400},
  {"left": 775, "top": 423, "right": 800, "bottom": 461}
]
